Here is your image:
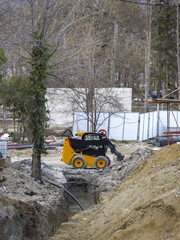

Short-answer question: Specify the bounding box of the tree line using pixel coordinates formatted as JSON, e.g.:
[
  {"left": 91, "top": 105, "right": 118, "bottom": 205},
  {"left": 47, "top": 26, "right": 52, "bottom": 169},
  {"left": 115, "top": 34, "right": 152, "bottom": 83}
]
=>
[{"left": 0, "top": 0, "right": 180, "bottom": 179}]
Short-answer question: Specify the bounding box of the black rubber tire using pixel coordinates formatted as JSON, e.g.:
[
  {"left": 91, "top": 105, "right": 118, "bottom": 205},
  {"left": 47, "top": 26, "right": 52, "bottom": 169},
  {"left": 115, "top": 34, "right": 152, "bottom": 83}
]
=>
[
  {"left": 106, "top": 156, "right": 111, "bottom": 166},
  {"left": 72, "top": 156, "right": 86, "bottom": 169},
  {"left": 94, "top": 156, "right": 108, "bottom": 169}
]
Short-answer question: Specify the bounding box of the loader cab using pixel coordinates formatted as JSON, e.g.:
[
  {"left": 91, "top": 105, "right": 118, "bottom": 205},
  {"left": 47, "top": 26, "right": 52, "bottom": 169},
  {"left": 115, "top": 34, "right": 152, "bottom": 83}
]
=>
[
  {"left": 82, "top": 132, "right": 103, "bottom": 140},
  {"left": 71, "top": 132, "right": 106, "bottom": 157},
  {"left": 75, "top": 132, "right": 106, "bottom": 140}
]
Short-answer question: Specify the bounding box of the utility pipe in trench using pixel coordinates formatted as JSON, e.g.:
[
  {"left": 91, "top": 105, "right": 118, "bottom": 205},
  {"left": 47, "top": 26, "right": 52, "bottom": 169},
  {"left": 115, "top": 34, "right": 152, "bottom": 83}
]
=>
[{"left": 46, "top": 180, "right": 85, "bottom": 211}]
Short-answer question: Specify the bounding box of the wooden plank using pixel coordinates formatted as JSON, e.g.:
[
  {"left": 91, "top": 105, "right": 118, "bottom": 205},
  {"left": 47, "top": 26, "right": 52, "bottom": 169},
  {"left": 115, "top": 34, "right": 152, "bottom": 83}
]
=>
[
  {"left": 146, "top": 99, "right": 180, "bottom": 104},
  {"left": 163, "top": 131, "right": 180, "bottom": 134}
]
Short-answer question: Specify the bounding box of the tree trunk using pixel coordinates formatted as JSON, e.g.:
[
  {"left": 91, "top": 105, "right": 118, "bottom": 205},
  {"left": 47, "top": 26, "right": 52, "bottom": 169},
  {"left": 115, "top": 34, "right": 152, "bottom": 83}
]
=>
[
  {"left": 30, "top": 33, "right": 49, "bottom": 180},
  {"left": 3, "top": 106, "right": 7, "bottom": 133},
  {"left": 87, "top": 85, "right": 94, "bottom": 132},
  {"left": 32, "top": 148, "right": 41, "bottom": 180},
  {"left": 110, "top": 21, "right": 119, "bottom": 86},
  {"left": 177, "top": 5, "right": 180, "bottom": 109},
  {"left": 144, "top": 0, "right": 152, "bottom": 112}
]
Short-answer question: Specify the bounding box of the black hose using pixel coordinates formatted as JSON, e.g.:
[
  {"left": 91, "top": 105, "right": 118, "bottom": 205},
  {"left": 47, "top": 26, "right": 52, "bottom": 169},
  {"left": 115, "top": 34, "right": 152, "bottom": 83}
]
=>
[{"left": 46, "top": 180, "right": 85, "bottom": 211}]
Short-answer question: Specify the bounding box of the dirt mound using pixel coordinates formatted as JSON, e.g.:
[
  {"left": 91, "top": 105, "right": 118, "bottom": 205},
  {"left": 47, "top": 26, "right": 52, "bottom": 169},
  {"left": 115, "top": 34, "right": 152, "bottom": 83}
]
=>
[
  {"left": 0, "top": 160, "right": 68, "bottom": 240},
  {"left": 49, "top": 144, "right": 180, "bottom": 240}
]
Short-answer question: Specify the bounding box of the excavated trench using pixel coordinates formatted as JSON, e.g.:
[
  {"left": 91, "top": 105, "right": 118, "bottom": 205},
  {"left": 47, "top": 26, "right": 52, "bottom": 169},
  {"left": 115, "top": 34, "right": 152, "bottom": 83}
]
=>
[{"left": 64, "top": 176, "right": 99, "bottom": 219}]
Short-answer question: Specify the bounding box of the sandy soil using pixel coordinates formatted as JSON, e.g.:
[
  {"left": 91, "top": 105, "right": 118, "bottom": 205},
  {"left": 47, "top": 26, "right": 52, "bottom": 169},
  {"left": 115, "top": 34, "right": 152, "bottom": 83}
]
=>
[{"left": 48, "top": 144, "right": 180, "bottom": 240}]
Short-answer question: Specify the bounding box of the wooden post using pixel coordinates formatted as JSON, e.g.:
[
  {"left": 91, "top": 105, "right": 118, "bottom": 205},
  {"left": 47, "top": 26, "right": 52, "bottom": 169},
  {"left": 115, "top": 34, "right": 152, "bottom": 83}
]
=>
[
  {"left": 3, "top": 106, "right": 7, "bottom": 133},
  {"left": 167, "top": 103, "right": 170, "bottom": 145},
  {"left": 157, "top": 103, "right": 160, "bottom": 137}
]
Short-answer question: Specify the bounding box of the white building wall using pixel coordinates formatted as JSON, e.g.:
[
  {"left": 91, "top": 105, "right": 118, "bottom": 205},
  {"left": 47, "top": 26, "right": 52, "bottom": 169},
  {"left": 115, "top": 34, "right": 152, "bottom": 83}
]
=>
[{"left": 46, "top": 88, "right": 132, "bottom": 129}]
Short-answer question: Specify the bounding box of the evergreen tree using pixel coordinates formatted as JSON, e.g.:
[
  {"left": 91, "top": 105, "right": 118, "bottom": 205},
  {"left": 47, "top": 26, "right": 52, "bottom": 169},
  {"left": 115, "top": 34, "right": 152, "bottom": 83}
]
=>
[
  {"left": 151, "top": 0, "right": 177, "bottom": 95},
  {"left": 0, "top": 75, "right": 32, "bottom": 139}
]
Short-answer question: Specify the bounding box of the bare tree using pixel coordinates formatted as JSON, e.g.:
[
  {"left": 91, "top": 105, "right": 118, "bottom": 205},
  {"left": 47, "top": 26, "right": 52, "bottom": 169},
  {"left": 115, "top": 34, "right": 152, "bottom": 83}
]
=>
[
  {"left": 61, "top": 16, "right": 124, "bottom": 131},
  {"left": 46, "top": 0, "right": 145, "bottom": 130}
]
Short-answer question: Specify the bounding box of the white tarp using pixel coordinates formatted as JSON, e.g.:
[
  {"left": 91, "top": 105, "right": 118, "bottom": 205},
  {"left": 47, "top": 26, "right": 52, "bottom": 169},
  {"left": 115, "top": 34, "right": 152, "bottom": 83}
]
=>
[
  {"left": 0, "top": 141, "right": 7, "bottom": 157},
  {"left": 108, "top": 113, "right": 139, "bottom": 141},
  {"left": 73, "top": 111, "right": 180, "bottom": 141}
]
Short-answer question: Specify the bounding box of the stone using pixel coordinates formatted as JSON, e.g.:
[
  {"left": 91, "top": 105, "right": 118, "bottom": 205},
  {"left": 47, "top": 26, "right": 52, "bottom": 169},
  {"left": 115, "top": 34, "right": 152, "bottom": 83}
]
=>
[{"left": 0, "top": 157, "right": 11, "bottom": 168}]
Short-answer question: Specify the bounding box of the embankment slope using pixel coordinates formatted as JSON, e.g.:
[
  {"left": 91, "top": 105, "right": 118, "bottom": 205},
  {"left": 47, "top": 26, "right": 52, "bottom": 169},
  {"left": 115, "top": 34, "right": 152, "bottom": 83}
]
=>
[{"left": 50, "top": 144, "right": 180, "bottom": 240}]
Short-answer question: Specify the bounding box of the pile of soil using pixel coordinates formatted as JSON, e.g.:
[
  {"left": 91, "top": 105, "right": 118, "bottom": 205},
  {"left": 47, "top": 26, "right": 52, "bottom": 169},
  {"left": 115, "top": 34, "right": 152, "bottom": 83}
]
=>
[
  {"left": 0, "top": 160, "right": 68, "bottom": 240},
  {"left": 49, "top": 144, "right": 180, "bottom": 240}
]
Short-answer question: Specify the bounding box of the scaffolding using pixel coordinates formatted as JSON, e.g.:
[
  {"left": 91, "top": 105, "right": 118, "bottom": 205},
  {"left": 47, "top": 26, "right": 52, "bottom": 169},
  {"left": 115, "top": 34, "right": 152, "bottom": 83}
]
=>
[{"left": 146, "top": 98, "right": 180, "bottom": 145}]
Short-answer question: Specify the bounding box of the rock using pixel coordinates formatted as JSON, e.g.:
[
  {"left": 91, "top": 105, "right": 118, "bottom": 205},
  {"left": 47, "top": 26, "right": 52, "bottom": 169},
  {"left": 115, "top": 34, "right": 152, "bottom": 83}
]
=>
[
  {"left": 0, "top": 176, "right": 7, "bottom": 183},
  {"left": 0, "top": 157, "right": 11, "bottom": 168},
  {"left": 24, "top": 190, "right": 36, "bottom": 196}
]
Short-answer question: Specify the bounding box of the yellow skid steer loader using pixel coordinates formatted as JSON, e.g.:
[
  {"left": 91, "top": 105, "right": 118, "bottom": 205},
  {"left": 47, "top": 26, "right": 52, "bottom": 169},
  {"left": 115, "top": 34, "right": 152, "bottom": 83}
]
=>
[{"left": 61, "top": 131, "right": 124, "bottom": 169}]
